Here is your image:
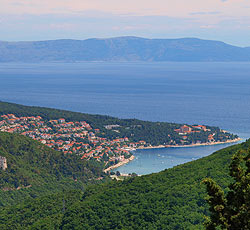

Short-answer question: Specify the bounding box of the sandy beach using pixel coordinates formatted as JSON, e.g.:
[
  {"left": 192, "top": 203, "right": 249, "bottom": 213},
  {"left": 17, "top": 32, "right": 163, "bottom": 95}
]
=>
[
  {"left": 137, "top": 138, "right": 242, "bottom": 149},
  {"left": 167, "top": 137, "right": 242, "bottom": 148},
  {"left": 136, "top": 137, "right": 242, "bottom": 150},
  {"left": 104, "top": 155, "right": 135, "bottom": 173}
]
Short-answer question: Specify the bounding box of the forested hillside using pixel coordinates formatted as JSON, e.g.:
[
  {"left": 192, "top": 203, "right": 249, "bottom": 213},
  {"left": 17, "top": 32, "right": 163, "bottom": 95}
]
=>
[
  {"left": 61, "top": 141, "right": 248, "bottom": 229},
  {"left": 0, "top": 190, "right": 83, "bottom": 230},
  {"left": 0, "top": 132, "right": 105, "bottom": 207},
  {"left": 0, "top": 138, "right": 249, "bottom": 229}
]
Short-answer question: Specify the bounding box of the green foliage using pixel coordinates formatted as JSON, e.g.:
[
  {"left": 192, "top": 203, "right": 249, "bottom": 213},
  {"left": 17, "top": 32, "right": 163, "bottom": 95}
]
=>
[
  {"left": 0, "top": 132, "right": 105, "bottom": 207},
  {"left": 0, "top": 101, "right": 242, "bottom": 229},
  {"left": 58, "top": 140, "right": 249, "bottom": 230},
  {"left": 1, "top": 139, "right": 247, "bottom": 229},
  {"left": 0, "top": 190, "right": 83, "bottom": 230},
  {"left": 203, "top": 148, "right": 250, "bottom": 230}
]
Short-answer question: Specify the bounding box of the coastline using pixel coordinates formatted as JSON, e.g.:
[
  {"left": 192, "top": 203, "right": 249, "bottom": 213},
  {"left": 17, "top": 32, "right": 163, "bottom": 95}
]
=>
[
  {"left": 104, "top": 137, "right": 241, "bottom": 173},
  {"left": 103, "top": 155, "right": 135, "bottom": 173},
  {"left": 136, "top": 137, "right": 242, "bottom": 150}
]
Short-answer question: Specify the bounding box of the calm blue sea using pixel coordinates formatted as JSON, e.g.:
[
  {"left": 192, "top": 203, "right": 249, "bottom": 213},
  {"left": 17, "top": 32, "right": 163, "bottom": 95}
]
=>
[{"left": 0, "top": 62, "right": 250, "bottom": 174}]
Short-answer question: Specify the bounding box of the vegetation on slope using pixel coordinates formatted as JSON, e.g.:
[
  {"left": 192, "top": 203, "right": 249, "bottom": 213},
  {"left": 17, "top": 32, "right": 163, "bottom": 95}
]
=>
[
  {"left": 61, "top": 142, "right": 248, "bottom": 230},
  {"left": 203, "top": 148, "right": 250, "bottom": 229},
  {"left": 0, "top": 101, "right": 237, "bottom": 146},
  {"left": 0, "top": 132, "right": 105, "bottom": 207},
  {"left": 1, "top": 139, "right": 249, "bottom": 229},
  {"left": 0, "top": 190, "right": 83, "bottom": 230}
]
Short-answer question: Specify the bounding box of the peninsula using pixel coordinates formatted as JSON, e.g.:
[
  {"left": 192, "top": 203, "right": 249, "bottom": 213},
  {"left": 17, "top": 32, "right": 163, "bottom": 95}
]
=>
[{"left": 0, "top": 101, "right": 239, "bottom": 171}]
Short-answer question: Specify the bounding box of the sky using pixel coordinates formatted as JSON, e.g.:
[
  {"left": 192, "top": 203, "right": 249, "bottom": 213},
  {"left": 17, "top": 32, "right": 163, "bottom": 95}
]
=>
[{"left": 1, "top": 0, "right": 250, "bottom": 46}]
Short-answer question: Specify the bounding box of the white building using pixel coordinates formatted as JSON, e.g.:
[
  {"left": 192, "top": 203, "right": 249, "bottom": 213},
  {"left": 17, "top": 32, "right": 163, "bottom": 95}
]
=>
[{"left": 0, "top": 156, "right": 7, "bottom": 170}]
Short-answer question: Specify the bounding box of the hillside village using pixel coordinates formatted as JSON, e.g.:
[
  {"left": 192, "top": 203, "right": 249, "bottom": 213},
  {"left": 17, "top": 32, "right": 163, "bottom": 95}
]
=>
[
  {"left": 0, "top": 114, "right": 146, "bottom": 169},
  {"left": 174, "top": 124, "right": 216, "bottom": 144},
  {"left": 0, "top": 114, "right": 237, "bottom": 169}
]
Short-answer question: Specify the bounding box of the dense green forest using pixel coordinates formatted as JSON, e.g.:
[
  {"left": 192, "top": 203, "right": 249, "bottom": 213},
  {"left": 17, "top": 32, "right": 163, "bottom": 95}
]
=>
[
  {"left": 203, "top": 147, "right": 250, "bottom": 229},
  {"left": 0, "top": 136, "right": 249, "bottom": 229},
  {"left": 0, "top": 190, "right": 83, "bottom": 230},
  {"left": 0, "top": 132, "right": 106, "bottom": 207},
  {"left": 60, "top": 141, "right": 248, "bottom": 230},
  {"left": 0, "top": 101, "right": 237, "bottom": 145}
]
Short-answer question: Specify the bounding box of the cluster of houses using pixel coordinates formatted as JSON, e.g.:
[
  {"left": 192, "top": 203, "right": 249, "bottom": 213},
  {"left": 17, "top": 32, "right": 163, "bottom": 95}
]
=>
[
  {"left": 174, "top": 124, "right": 215, "bottom": 143},
  {"left": 0, "top": 114, "right": 146, "bottom": 167},
  {"left": 174, "top": 124, "right": 211, "bottom": 134}
]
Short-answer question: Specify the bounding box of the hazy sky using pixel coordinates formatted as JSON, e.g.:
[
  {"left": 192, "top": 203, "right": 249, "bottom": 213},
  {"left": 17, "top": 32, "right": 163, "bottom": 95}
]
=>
[{"left": 1, "top": 0, "right": 250, "bottom": 46}]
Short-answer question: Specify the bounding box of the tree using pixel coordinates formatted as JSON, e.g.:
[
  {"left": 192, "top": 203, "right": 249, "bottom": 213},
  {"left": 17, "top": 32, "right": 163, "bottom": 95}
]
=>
[{"left": 203, "top": 149, "right": 250, "bottom": 229}]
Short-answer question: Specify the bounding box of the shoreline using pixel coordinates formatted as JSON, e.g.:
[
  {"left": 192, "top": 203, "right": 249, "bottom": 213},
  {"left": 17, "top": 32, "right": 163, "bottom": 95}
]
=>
[
  {"left": 136, "top": 137, "right": 242, "bottom": 150},
  {"left": 104, "top": 137, "right": 241, "bottom": 173},
  {"left": 103, "top": 155, "right": 135, "bottom": 173}
]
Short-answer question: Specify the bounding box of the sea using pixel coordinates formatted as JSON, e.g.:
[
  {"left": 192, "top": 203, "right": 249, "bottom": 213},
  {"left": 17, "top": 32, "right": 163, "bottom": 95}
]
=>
[{"left": 1, "top": 62, "right": 250, "bottom": 175}]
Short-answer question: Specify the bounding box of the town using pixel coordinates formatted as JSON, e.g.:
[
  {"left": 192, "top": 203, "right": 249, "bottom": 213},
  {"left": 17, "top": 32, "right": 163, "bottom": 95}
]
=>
[
  {"left": 0, "top": 114, "right": 237, "bottom": 170},
  {"left": 0, "top": 114, "right": 146, "bottom": 169}
]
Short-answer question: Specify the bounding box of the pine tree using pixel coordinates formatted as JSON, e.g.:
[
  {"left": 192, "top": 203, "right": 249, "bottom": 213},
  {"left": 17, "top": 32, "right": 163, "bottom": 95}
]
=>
[{"left": 203, "top": 149, "right": 250, "bottom": 229}]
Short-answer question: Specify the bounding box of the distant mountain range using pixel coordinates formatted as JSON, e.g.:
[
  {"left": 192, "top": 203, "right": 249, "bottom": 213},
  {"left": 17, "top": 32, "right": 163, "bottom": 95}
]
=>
[{"left": 1, "top": 36, "right": 250, "bottom": 62}]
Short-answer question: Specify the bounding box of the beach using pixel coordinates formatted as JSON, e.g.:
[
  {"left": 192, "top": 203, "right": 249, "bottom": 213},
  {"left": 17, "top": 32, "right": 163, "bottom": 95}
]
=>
[
  {"left": 103, "top": 155, "right": 135, "bottom": 173},
  {"left": 137, "top": 137, "right": 242, "bottom": 150}
]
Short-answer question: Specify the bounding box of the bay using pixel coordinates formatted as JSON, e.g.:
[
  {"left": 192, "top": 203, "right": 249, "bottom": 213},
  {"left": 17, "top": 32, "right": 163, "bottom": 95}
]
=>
[
  {"left": 0, "top": 62, "right": 249, "bottom": 174},
  {"left": 117, "top": 143, "right": 241, "bottom": 175}
]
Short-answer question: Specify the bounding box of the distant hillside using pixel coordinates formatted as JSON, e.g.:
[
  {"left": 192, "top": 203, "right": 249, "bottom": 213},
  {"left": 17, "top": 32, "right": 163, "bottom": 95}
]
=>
[
  {"left": 0, "top": 132, "right": 104, "bottom": 207},
  {"left": 0, "top": 138, "right": 249, "bottom": 229},
  {"left": 1, "top": 37, "right": 250, "bottom": 62}
]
